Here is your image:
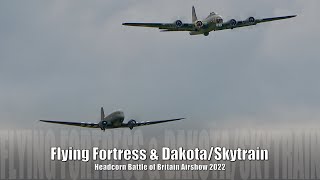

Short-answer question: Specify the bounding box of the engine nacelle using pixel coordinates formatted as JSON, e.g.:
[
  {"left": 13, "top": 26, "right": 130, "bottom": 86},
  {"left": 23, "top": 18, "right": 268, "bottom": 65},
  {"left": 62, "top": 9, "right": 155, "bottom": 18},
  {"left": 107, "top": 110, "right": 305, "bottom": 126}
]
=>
[
  {"left": 99, "top": 120, "right": 109, "bottom": 131},
  {"left": 175, "top": 20, "right": 183, "bottom": 28},
  {"left": 247, "top": 17, "right": 255, "bottom": 24},
  {"left": 229, "top": 19, "right": 237, "bottom": 27},
  {"left": 128, "top": 119, "right": 137, "bottom": 130},
  {"left": 195, "top": 20, "right": 204, "bottom": 29}
]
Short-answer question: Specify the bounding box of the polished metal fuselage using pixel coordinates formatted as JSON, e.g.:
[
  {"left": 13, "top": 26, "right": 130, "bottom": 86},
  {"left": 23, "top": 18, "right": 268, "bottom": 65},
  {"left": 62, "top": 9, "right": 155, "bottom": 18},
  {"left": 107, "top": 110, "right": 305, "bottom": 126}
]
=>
[{"left": 190, "top": 13, "right": 223, "bottom": 35}]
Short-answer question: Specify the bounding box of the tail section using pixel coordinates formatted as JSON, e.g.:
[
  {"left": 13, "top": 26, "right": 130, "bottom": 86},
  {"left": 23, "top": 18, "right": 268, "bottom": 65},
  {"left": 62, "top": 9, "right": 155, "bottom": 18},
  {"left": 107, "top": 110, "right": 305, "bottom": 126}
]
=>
[
  {"left": 101, "top": 107, "right": 105, "bottom": 121},
  {"left": 192, "top": 6, "right": 198, "bottom": 22}
]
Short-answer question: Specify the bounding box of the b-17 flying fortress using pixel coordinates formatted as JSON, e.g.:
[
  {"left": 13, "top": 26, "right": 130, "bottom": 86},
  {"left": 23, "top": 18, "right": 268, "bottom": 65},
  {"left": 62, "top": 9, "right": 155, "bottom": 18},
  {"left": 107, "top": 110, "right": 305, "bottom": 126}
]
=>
[{"left": 123, "top": 6, "right": 296, "bottom": 36}]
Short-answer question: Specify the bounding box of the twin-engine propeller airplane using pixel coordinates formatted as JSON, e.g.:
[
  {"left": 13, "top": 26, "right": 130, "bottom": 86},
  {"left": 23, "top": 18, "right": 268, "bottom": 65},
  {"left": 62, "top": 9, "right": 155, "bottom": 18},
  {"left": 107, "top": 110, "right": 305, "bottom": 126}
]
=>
[
  {"left": 123, "top": 6, "right": 296, "bottom": 36},
  {"left": 40, "top": 107, "right": 184, "bottom": 131}
]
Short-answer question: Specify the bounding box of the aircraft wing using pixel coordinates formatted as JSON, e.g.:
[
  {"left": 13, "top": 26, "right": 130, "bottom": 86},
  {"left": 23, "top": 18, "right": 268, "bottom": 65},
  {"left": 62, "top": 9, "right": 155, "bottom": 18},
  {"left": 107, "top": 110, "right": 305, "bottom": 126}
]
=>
[
  {"left": 126, "top": 118, "right": 185, "bottom": 128},
  {"left": 259, "top": 15, "right": 297, "bottom": 23},
  {"left": 219, "top": 15, "right": 296, "bottom": 30},
  {"left": 122, "top": 23, "right": 195, "bottom": 31},
  {"left": 40, "top": 120, "right": 99, "bottom": 128}
]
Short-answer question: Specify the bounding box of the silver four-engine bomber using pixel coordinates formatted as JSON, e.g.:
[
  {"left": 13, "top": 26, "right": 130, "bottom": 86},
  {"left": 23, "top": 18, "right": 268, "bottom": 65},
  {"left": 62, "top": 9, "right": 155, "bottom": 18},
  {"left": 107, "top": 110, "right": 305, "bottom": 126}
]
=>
[{"left": 123, "top": 6, "right": 296, "bottom": 36}]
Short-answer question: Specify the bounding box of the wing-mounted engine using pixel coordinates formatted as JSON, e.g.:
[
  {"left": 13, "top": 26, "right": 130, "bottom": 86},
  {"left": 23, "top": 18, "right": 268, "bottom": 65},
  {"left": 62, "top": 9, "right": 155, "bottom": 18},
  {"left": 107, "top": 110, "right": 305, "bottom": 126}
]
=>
[
  {"left": 195, "top": 20, "right": 205, "bottom": 29},
  {"left": 127, "top": 119, "right": 137, "bottom": 130},
  {"left": 174, "top": 20, "right": 183, "bottom": 28},
  {"left": 98, "top": 120, "right": 110, "bottom": 131},
  {"left": 246, "top": 17, "right": 256, "bottom": 24},
  {"left": 229, "top": 19, "right": 237, "bottom": 28}
]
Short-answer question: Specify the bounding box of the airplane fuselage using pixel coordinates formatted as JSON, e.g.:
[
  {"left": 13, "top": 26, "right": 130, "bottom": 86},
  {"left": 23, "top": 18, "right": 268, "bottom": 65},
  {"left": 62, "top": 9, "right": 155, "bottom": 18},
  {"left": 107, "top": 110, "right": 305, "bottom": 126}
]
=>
[
  {"left": 190, "top": 13, "right": 224, "bottom": 35},
  {"left": 99, "top": 110, "right": 125, "bottom": 129}
]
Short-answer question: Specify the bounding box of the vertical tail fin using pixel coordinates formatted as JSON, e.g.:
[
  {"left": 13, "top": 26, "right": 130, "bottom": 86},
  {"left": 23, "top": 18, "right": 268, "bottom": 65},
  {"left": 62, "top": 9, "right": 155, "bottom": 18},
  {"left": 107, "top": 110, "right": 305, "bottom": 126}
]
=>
[
  {"left": 101, "top": 107, "right": 105, "bottom": 121},
  {"left": 192, "top": 6, "right": 198, "bottom": 22}
]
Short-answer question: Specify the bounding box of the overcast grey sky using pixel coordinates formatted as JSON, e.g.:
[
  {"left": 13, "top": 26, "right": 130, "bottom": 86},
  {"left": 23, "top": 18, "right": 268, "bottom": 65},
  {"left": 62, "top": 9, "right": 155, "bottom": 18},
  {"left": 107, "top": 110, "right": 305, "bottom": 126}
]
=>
[{"left": 0, "top": 0, "right": 319, "bottom": 131}]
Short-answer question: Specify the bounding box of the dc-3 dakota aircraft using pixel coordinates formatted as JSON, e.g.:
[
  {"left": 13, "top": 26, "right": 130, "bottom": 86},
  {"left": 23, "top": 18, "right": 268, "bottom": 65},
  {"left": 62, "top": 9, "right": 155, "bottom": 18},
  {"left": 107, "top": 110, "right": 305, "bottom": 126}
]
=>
[
  {"left": 40, "top": 107, "right": 184, "bottom": 131},
  {"left": 123, "top": 6, "right": 296, "bottom": 36}
]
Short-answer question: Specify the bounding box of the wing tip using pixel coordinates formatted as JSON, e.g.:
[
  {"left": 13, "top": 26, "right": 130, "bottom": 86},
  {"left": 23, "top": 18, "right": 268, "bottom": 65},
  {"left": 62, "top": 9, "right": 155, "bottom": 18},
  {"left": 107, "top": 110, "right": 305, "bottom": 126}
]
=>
[
  {"left": 122, "top": 23, "right": 136, "bottom": 26},
  {"left": 123, "top": 23, "right": 132, "bottom": 26},
  {"left": 283, "top": 15, "right": 297, "bottom": 19},
  {"left": 39, "top": 120, "right": 52, "bottom": 123}
]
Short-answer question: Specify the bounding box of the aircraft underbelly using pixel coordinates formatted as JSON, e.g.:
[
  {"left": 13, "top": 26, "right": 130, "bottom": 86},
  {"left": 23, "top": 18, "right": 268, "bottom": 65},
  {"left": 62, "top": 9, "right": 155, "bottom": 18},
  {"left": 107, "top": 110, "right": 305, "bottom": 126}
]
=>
[{"left": 189, "top": 24, "right": 216, "bottom": 35}]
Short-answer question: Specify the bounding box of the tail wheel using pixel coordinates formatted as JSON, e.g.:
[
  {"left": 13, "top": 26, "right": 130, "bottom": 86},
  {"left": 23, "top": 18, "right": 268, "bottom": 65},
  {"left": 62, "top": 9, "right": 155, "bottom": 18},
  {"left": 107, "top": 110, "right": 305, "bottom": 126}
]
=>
[{"left": 204, "top": 32, "right": 209, "bottom": 36}]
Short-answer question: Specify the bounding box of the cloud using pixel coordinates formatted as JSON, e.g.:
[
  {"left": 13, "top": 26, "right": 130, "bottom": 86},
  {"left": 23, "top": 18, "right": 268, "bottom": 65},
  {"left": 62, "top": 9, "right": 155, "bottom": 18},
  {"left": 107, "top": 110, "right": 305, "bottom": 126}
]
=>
[{"left": 0, "top": 1, "right": 319, "bottom": 131}]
